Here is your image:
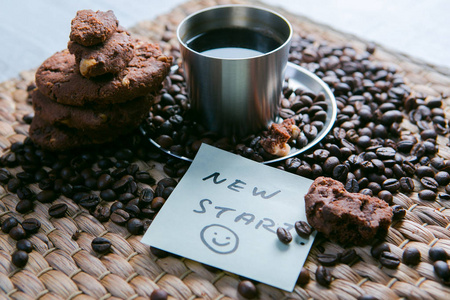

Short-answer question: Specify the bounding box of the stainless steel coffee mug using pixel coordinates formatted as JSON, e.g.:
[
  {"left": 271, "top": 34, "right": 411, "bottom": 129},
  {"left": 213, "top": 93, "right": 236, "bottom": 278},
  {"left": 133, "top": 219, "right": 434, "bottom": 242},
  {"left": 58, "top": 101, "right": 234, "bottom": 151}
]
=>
[{"left": 177, "top": 5, "right": 292, "bottom": 137}]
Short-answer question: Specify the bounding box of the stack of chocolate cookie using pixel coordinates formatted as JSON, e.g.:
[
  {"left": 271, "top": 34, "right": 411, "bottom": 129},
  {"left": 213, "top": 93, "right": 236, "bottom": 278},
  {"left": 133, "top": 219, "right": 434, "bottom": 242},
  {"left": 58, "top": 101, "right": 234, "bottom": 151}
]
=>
[{"left": 30, "top": 10, "right": 172, "bottom": 151}]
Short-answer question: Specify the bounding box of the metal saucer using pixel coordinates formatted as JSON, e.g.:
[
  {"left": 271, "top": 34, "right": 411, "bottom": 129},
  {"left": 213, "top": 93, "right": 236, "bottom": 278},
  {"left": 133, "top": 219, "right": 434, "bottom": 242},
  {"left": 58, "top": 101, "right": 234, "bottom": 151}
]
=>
[{"left": 141, "top": 62, "right": 337, "bottom": 164}]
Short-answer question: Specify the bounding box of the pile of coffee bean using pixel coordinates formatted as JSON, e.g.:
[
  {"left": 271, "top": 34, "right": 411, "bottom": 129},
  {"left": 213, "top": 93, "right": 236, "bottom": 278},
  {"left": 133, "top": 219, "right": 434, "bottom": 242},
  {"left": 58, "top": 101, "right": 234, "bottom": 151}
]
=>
[
  {"left": 141, "top": 67, "right": 329, "bottom": 163},
  {"left": 1, "top": 216, "right": 38, "bottom": 267},
  {"left": 281, "top": 36, "right": 449, "bottom": 200},
  {"left": 429, "top": 246, "right": 450, "bottom": 284},
  {"left": 0, "top": 133, "right": 178, "bottom": 267}
]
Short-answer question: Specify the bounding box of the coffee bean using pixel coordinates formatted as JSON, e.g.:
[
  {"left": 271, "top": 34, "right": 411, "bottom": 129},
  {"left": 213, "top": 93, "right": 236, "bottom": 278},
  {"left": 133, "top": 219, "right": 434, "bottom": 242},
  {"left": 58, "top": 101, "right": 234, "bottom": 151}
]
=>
[
  {"left": 379, "top": 251, "right": 400, "bottom": 269},
  {"left": 420, "top": 177, "right": 439, "bottom": 192},
  {"left": 97, "top": 158, "right": 114, "bottom": 169},
  {"left": 317, "top": 253, "right": 340, "bottom": 266},
  {"left": 11, "top": 250, "right": 28, "bottom": 268},
  {"left": 100, "top": 189, "right": 116, "bottom": 202},
  {"left": 399, "top": 177, "right": 414, "bottom": 193},
  {"left": 371, "top": 243, "right": 390, "bottom": 259},
  {"left": 345, "top": 178, "right": 359, "bottom": 193},
  {"left": 340, "top": 249, "right": 359, "bottom": 264},
  {"left": 0, "top": 168, "right": 11, "bottom": 183},
  {"left": 139, "top": 188, "right": 154, "bottom": 206},
  {"left": 434, "top": 261, "right": 450, "bottom": 281},
  {"left": 419, "top": 189, "right": 437, "bottom": 201},
  {"left": 397, "top": 140, "right": 415, "bottom": 153},
  {"left": 93, "top": 206, "right": 110, "bottom": 222},
  {"left": 421, "top": 129, "right": 437, "bottom": 140},
  {"left": 61, "top": 184, "right": 74, "bottom": 198},
  {"left": 360, "top": 188, "right": 373, "bottom": 196},
  {"left": 16, "top": 171, "right": 33, "bottom": 183},
  {"left": 1, "top": 216, "right": 18, "bottom": 233},
  {"left": 48, "top": 203, "right": 68, "bottom": 218},
  {"left": 16, "top": 239, "right": 33, "bottom": 253},
  {"left": 295, "top": 221, "right": 313, "bottom": 239},
  {"left": 124, "top": 203, "right": 140, "bottom": 217},
  {"left": 402, "top": 246, "right": 421, "bottom": 265},
  {"left": 438, "top": 194, "right": 450, "bottom": 202},
  {"left": 237, "top": 280, "right": 258, "bottom": 299},
  {"left": 22, "top": 218, "right": 41, "bottom": 234},
  {"left": 277, "top": 227, "right": 292, "bottom": 244},
  {"left": 17, "top": 186, "right": 33, "bottom": 200},
  {"left": 416, "top": 166, "right": 435, "bottom": 178},
  {"left": 104, "top": 165, "right": 121, "bottom": 177},
  {"left": 296, "top": 267, "right": 310, "bottom": 285},
  {"left": 112, "top": 175, "right": 133, "bottom": 193},
  {"left": 367, "top": 173, "right": 387, "bottom": 185},
  {"left": 110, "top": 202, "right": 124, "bottom": 213},
  {"left": 315, "top": 265, "right": 332, "bottom": 286},
  {"left": 377, "top": 190, "right": 393, "bottom": 204},
  {"left": 116, "top": 149, "right": 134, "bottom": 161},
  {"left": 79, "top": 194, "right": 100, "bottom": 210},
  {"left": 435, "top": 171, "right": 450, "bottom": 186},
  {"left": 376, "top": 147, "right": 396, "bottom": 159},
  {"left": 135, "top": 171, "right": 154, "bottom": 184},
  {"left": 9, "top": 224, "right": 26, "bottom": 241},
  {"left": 7, "top": 178, "right": 22, "bottom": 193},
  {"left": 142, "top": 219, "right": 153, "bottom": 232},
  {"left": 150, "top": 246, "right": 169, "bottom": 258},
  {"left": 392, "top": 205, "right": 406, "bottom": 220},
  {"left": 97, "top": 173, "right": 114, "bottom": 190},
  {"left": 429, "top": 247, "right": 447, "bottom": 262},
  {"left": 357, "top": 295, "right": 378, "bottom": 300},
  {"left": 313, "top": 149, "right": 330, "bottom": 161},
  {"left": 91, "top": 237, "right": 112, "bottom": 254},
  {"left": 150, "top": 289, "right": 168, "bottom": 300},
  {"left": 332, "top": 164, "right": 349, "bottom": 181},
  {"left": 36, "top": 190, "right": 57, "bottom": 203},
  {"left": 430, "top": 157, "right": 444, "bottom": 170},
  {"left": 151, "top": 197, "right": 166, "bottom": 211},
  {"left": 402, "top": 161, "right": 416, "bottom": 176},
  {"left": 323, "top": 156, "right": 340, "bottom": 174},
  {"left": 110, "top": 209, "right": 130, "bottom": 225},
  {"left": 118, "top": 192, "right": 135, "bottom": 203},
  {"left": 161, "top": 186, "right": 174, "bottom": 200},
  {"left": 15, "top": 199, "right": 33, "bottom": 214},
  {"left": 127, "top": 218, "right": 144, "bottom": 235},
  {"left": 367, "top": 182, "right": 381, "bottom": 195},
  {"left": 158, "top": 177, "right": 177, "bottom": 189},
  {"left": 382, "top": 178, "right": 400, "bottom": 193}
]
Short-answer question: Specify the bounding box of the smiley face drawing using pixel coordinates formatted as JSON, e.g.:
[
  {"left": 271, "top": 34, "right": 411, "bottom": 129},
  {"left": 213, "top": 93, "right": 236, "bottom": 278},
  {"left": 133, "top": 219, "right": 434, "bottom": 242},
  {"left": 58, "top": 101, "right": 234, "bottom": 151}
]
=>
[{"left": 200, "top": 224, "right": 239, "bottom": 254}]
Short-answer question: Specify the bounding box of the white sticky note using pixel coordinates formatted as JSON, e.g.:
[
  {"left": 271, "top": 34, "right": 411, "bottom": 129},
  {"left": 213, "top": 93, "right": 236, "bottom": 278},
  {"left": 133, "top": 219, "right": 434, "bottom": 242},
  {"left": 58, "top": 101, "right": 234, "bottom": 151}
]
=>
[{"left": 141, "top": 144, "right": 315, "bottom": 291}]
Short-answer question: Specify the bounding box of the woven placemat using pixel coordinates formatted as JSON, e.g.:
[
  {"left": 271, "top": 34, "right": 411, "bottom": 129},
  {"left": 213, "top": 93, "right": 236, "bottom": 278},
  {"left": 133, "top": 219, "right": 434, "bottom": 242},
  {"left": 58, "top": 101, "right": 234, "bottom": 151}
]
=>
[{"left": 2, "top": 0, "right": 450, "bottom": 299}]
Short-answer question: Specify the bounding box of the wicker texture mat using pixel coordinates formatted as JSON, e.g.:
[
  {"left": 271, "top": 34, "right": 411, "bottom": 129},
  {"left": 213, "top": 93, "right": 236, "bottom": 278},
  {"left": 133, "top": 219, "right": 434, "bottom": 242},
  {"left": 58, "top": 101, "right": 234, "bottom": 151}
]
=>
[{"left": 2, "top": 0, "right": 450, "bottom": 299}]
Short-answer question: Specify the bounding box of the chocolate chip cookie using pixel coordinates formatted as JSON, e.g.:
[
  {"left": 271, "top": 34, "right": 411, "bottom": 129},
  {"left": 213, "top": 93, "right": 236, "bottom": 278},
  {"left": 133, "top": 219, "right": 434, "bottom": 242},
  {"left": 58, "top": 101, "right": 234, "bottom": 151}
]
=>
[
  {"left": 70, "top": 10, "right": 118, "bottom": 46},
  {"left": 68, "top": 27, "right": 134, "bottom": 78},
  {"left": 35, "top": 42, "right": 171, "bottom": 106},
  {"left": 32, "top": 89, "right": 152, "bottom": 139}
]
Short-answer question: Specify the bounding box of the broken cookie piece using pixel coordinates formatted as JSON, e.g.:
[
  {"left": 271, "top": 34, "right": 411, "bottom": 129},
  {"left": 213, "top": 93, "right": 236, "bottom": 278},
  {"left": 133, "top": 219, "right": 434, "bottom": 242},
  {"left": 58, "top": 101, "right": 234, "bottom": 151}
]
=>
[
  {"left": 305, "top": 176, "right": 393, "bottom": 245},
  {"left": 70, "top": 10, "right": 119, "bottom": 46},
  {"left": 68, "top": 28, "right": 134, "bottom": 78},
  {"left": 260, "top": 118, "right": 300, "bottom": 156}
]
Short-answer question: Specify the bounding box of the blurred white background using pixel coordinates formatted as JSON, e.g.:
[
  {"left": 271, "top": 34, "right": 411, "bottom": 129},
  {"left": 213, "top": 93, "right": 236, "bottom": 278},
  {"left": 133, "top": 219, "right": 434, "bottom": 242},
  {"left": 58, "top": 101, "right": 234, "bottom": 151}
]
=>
[{"left": 1, "top": 0, "right": 449, "bottom": 82}]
